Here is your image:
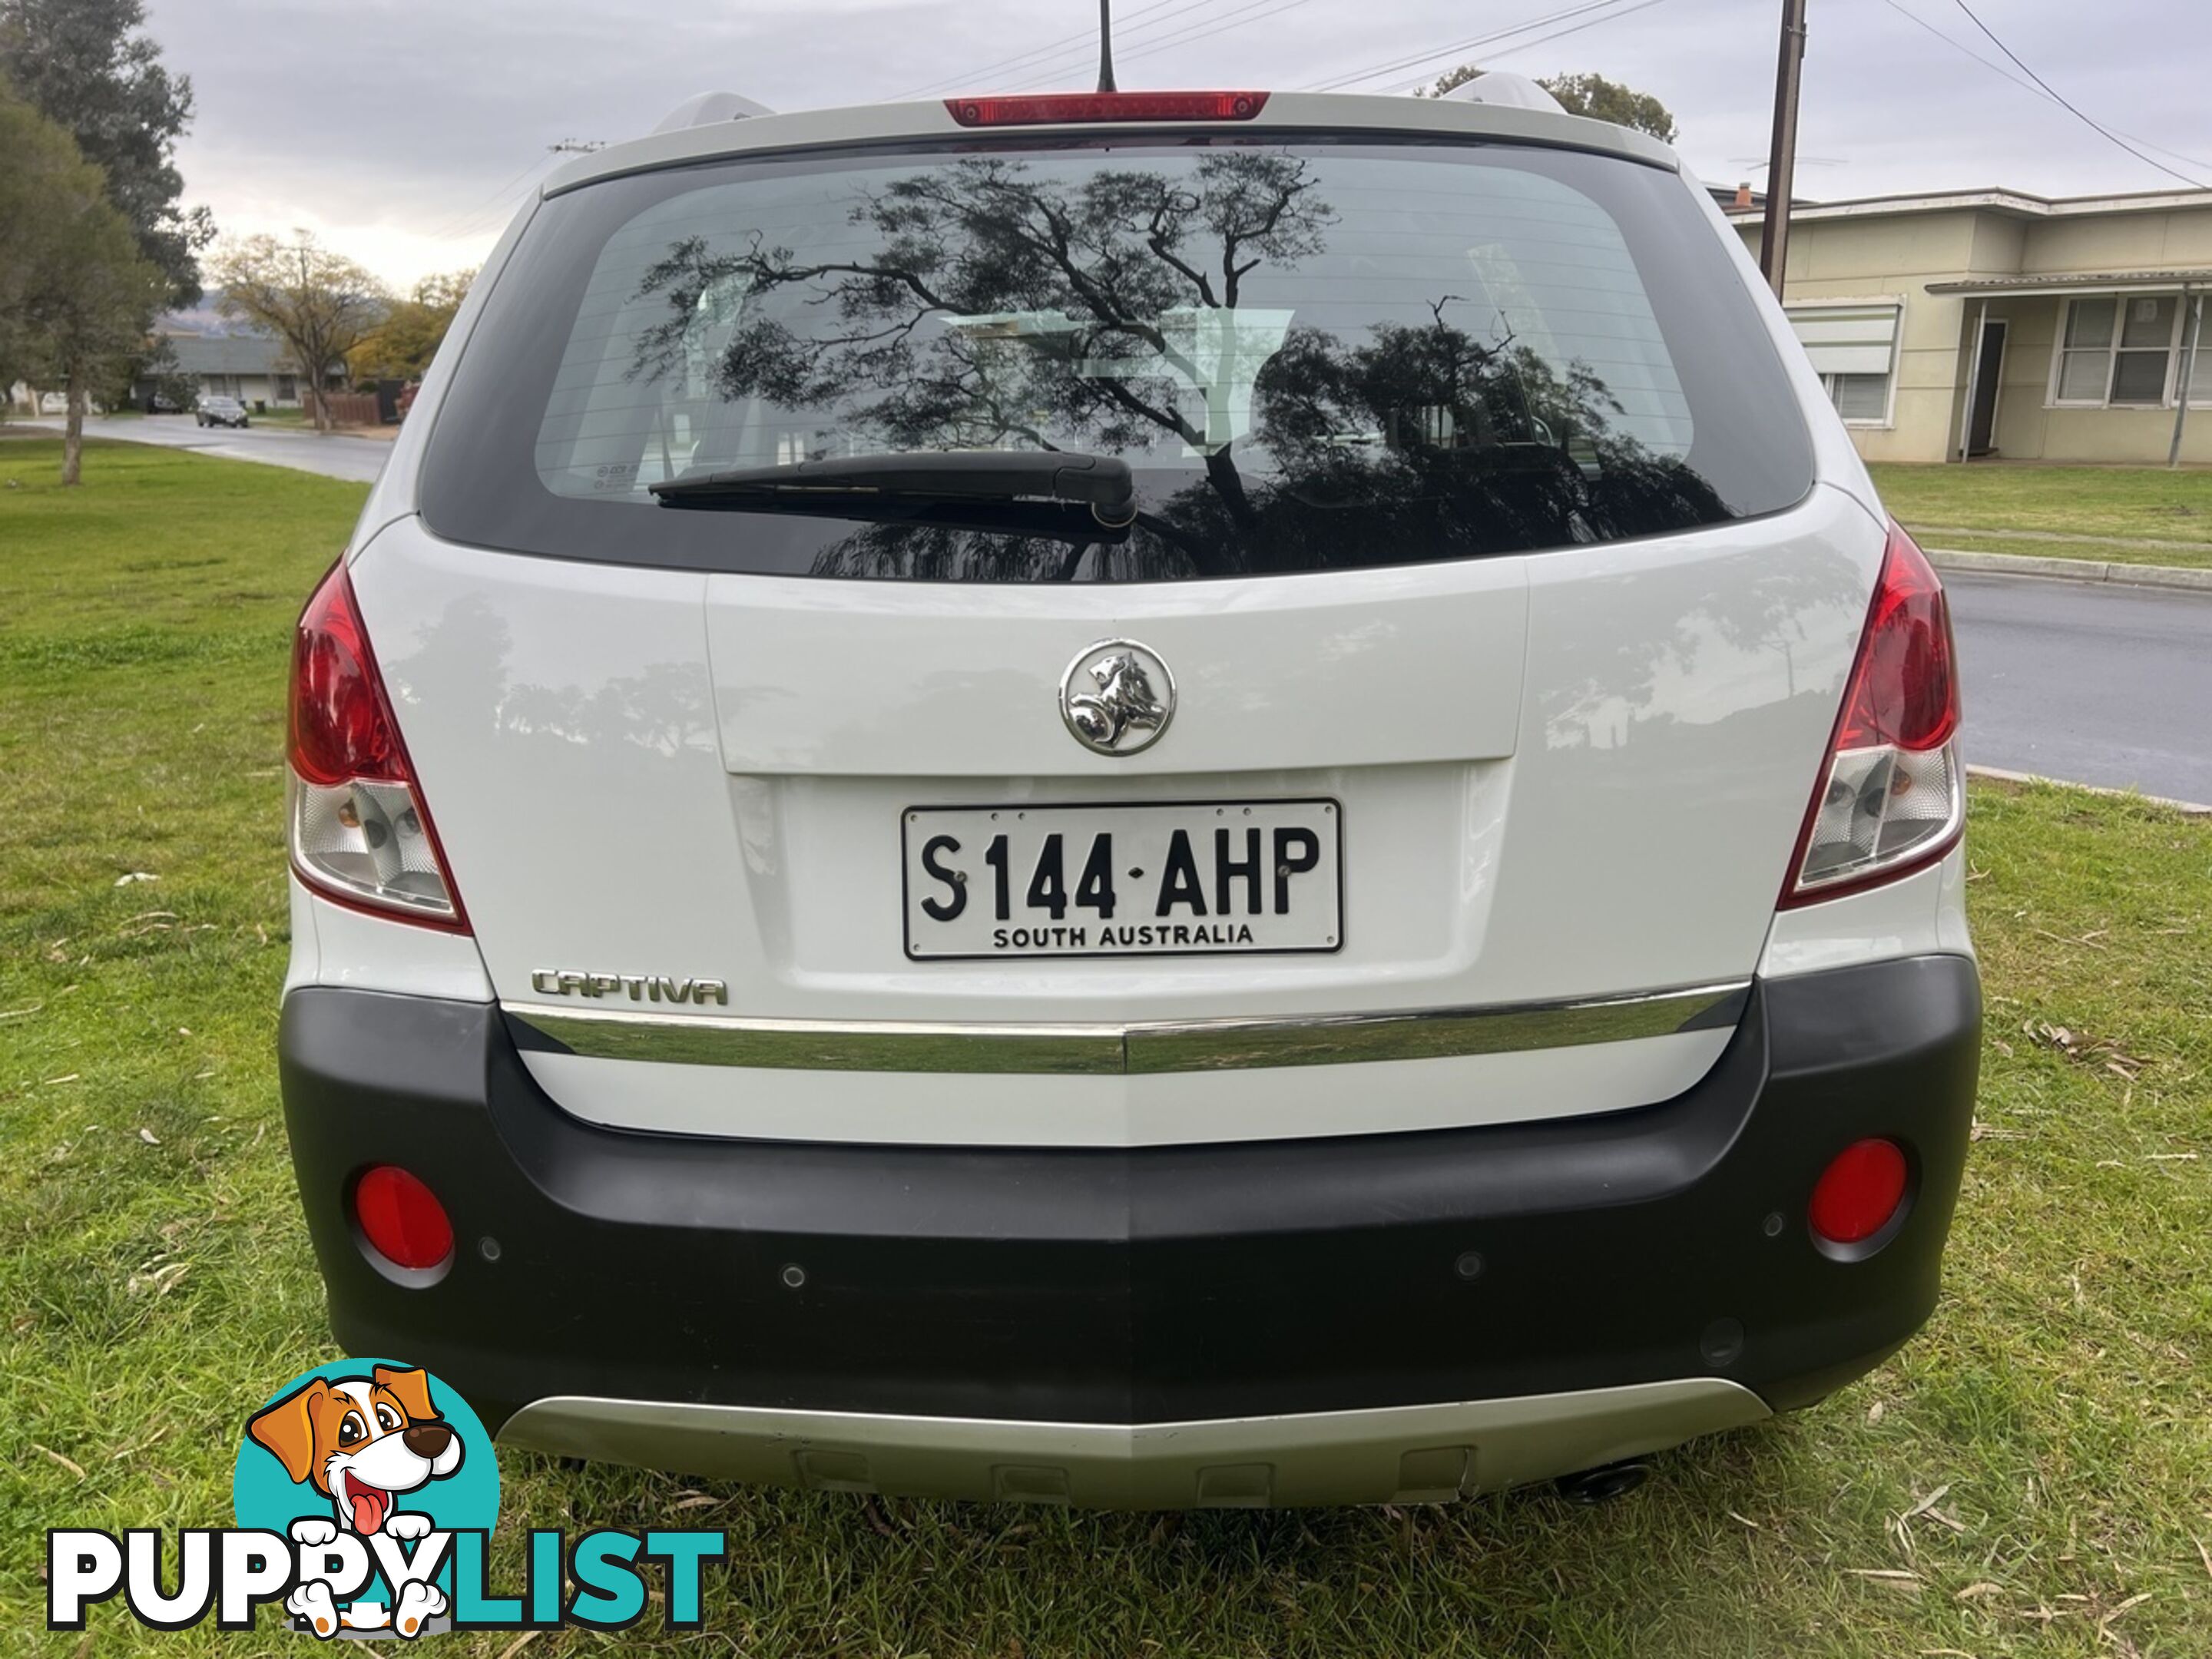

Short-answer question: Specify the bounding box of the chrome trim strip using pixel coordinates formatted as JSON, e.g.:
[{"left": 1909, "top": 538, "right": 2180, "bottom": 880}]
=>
[
  {"left": 502, "top": 980, "right": 1749, "bottom": 1077},
  {"left": 498, "top": 1379, "right": 1770, "bottom": 1507}
]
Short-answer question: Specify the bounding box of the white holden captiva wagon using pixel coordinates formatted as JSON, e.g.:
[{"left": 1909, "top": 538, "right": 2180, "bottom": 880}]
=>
[{"left": 281, "top": 78, "right": 1975, "bottom": 1508}]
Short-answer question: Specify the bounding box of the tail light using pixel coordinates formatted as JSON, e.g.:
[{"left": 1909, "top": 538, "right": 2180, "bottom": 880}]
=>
[
  {"left": 287, "top": 561, "right": 468, "bottom": 930},
  {"left": 1808, "top": 1138, "right": 1910, "bottom": 1247},
  {"left": 353, "top": 1165, "right": 454, "bottom": 1271},
  {"left": 945, "top": 91, "right": 1268, "bottom": 127},
  {"left": 1780, "top": 522, "right": 1962, "bottom": 906}
]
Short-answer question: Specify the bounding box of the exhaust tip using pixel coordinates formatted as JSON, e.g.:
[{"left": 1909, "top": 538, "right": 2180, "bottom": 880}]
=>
[{"left": 1554, "top": 1459, "right": 1653, "bottom": 1505}]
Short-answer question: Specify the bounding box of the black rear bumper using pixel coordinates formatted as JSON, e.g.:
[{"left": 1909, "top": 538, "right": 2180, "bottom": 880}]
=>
[{"left": 279, "top": 955, "right": 1979, "bottom": 1433}]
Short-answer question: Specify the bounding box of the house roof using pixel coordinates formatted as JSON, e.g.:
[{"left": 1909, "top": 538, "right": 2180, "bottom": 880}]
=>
[
  {"left": 1725, "top": 185, "right": 2212, "bottom": 227},
  {"left": 159, "top": 333, "right": 296, "bottom": 376},
  {"left": 1928, "top": 270, "right": 2212, "bottom": 297}
]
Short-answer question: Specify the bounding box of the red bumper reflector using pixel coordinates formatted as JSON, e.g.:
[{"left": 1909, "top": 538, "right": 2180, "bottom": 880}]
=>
[
  {"left": 1808, "top": 1138, "right": 1909, "bottom": 1245},
  {"left": 945, "top": 91, "right": 1269, "bottom": 127},
  {"left": 354, "top": 1165, "right": 454, "bottom": 1270}
]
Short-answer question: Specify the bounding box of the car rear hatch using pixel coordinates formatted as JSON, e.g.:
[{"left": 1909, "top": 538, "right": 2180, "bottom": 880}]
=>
[{"left": 356, "top": 96, "right": 1882, "bottom": 1146}]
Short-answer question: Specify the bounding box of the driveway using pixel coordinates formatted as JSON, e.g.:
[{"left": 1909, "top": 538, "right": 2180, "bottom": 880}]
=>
[
  {"left": 1947, "top": 571, "right": 2212, "bottom": 806},
  {"left": 30, "top": 414, "right": 392, "bottom": 484}
]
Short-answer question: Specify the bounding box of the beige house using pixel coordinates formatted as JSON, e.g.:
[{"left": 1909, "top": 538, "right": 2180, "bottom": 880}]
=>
[{"left": 1727, "top": 187, "right": 2212, "bottom": 465}]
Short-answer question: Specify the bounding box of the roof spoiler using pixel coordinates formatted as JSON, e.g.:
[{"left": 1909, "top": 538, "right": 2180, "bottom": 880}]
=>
[
  {"left": 1436, "top": 72, "right": 1565, "bottom": 114},
  {"left": 651, "top": 91, "right": 777, "bottom": 134}
]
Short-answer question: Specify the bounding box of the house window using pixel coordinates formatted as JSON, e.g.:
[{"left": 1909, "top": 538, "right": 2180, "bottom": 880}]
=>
[
  {"left": 1826, "top": 373, "right": 1890, "bottom": 421},
  {"left": 2054, "top": 294, "right": 2201, "bottom": 407},
  {"left": 1786, "top": 303, "right": 1900, "bottom": 426},
  {"left": 276, "top": 374, "right": 298, "bottom": 402}
]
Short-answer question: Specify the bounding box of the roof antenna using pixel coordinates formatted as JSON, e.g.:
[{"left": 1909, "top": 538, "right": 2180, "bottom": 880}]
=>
[{"left": 1097, "top": 0, "right": 1118, "bottom": 92}]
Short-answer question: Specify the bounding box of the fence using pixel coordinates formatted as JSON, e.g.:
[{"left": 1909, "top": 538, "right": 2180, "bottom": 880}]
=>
[{"left": 316, "top": 391, "right": 383, "bottom": 427}]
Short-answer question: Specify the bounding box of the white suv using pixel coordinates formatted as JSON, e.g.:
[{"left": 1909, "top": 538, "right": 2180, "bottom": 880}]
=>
[{"left": 279, "top": 83, "right": 1975, "bottom": 1508}]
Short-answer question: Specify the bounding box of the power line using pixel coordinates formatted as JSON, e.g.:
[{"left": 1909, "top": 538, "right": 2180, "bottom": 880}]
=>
[
  {"left": 891, "top": 0, "right": 1222, "bottom": 98},
  {"left": 930, "top": 0, "right": 1305, "bottom": 97},
  {"left": 417, "top": 154, "right": 556, "bottom": 243},
  {"left": 1877, "top": 0, "right": 2211, "bottom": 173},
  {"left": 1446, "top": 0, "right": 1674, "bottom": 84},
  {"left": 1306, "top": 0, "right": 1667, "bottom": 94},
  {"left": 1108, "top": 0, "right": 1316, "bottom": 73},
  {"left": 1301, "top": 0, "right": 1625, "bottom": 91},
  {"left": 891, "top": 0, "right": 1184, "bottom": 98},
  {"left": 1941, "top": 0, "right": 2205, "bottom": 188}
]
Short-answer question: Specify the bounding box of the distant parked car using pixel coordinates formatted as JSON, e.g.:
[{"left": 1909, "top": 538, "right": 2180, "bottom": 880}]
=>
[{"left": 195, "top": 395, "right": 249, "bottom": 429}]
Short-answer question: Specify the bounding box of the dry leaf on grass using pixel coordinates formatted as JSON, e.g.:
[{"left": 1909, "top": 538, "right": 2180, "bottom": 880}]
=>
[
  {"left": 1848, "top": 1568, "right": 1923, "bottom": 1597},
  {"left": 35, "top": 1443, "right": 88, "bottom": 1480},
  {"left": 1902, "top": 1483, "right": 1953, "bottom": 1522},
  {"left": 2101, "top": 1591, "right": 2153, "bottom": 1627},
  {"left": 2022, "top": 1019, "right": 2149, "bottom": 1079}
]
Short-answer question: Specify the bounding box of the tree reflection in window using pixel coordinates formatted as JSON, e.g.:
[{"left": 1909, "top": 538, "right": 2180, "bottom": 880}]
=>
[{"left": 626, "top": 151, "right": 1722, "bottom": 581}]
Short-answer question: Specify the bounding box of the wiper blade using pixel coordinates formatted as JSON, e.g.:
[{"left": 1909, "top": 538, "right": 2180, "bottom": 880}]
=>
[{"left": 651, "top": 449, "right": 1137, "bottom": 527}]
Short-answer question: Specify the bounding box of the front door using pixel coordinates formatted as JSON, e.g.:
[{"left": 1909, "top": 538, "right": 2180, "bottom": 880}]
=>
[{"left": 1967, "top": 318, "right": 2006, "bottom": 456}]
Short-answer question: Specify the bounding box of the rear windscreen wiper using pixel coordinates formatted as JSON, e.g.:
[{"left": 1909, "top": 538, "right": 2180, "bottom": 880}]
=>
[{"left": 650, "top": 450, "right": 1137, "bottom": 528}]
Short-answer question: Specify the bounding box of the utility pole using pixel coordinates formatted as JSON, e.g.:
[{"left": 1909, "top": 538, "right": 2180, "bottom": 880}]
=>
[
  {"left": 1758, "top": 0, "right": 1808, "bottom": 298},
  {"left": 1098, "top": 0, "right": 1118, "bottom": 92}
]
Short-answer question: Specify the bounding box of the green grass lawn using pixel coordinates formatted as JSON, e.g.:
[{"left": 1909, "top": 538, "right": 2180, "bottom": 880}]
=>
[
  {"left": 5, "top": 437, "right": 2210, "bottom": 1656},
  {"left": 1871, "top": 462, "right": 2212, "bottom": 569}
]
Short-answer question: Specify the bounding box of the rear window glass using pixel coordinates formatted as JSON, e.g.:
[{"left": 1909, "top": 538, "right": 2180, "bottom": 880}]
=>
[{"left": 422, "top": 134, "right": 1813, "bottom": 581}]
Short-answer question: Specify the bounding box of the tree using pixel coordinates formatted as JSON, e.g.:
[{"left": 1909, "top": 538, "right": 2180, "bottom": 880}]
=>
[
  {"left": 1537, "top": 72, "right": 1679, "bottom": 143},
  {"left": 0, "top": 0, "right": 213, "bottom": 305},
  {"left": 118, "top": 331, "right": 192, "bottom": 410},
  {"left": 1419, "top": 65, "right": 1678, "bottom": 144},
  {"left": 0, "top": 88, "right": 169, "bottom": 482},
  {"left": 347, "top": 269, "right": 472, "bottom": 382},
  {"left": 209, "top": 233, "right": 389, "bottom": 430}
]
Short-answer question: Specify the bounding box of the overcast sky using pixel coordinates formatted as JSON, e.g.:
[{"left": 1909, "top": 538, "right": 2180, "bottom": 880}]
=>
[{"left": 151, "top": 0, "right": 2210, "bottom": 292}]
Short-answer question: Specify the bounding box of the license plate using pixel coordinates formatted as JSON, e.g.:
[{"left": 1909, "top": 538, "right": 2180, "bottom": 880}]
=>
[{"left": 902, "top": 798, "right": 1343, "bottom": 960}]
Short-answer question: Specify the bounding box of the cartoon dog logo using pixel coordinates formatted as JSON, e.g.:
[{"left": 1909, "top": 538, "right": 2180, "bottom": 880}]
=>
[{"left": 247, "top": 1364, "right": 464, "bottom": 1637}]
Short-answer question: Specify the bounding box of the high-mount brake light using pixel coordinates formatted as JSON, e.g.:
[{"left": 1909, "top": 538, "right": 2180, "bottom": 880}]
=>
[
  {"left": 1780, "top": 521, "right": 1964, "bottom": 907},
  {"left": 945, "top": 90, "right": 1269, "bottom": 127},
  {"left": 286, "top": 560, "right": 469, "bottom": 931}
]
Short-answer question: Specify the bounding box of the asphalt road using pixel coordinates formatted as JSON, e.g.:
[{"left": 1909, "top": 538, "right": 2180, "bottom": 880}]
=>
[
  {"left": 1947, "top": 572, "right": 2212, "bottom": 806},
  {"left": 31, "top": 413, "right": 393, "bottom": 484}
]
